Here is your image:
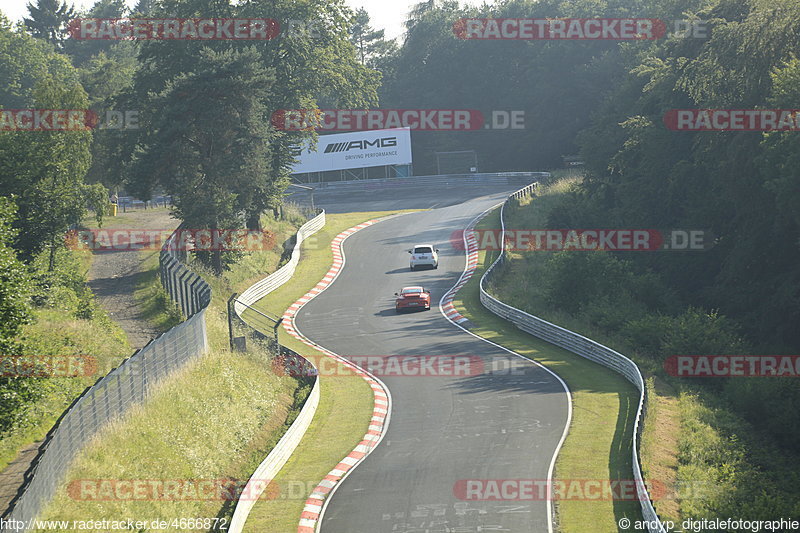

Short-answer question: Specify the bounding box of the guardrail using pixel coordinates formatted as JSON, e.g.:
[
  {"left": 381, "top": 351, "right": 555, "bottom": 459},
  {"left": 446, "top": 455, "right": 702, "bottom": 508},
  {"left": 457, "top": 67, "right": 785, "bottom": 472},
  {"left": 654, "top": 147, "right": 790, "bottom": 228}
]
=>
[
  {"left": 228, "top": 375, "right": 320, "bottom": 532},
  {"left": 478, "top": 185, "right": 666, "bottom": 533},
  {"left": 295, "top": 172, "right": 551, "bottom": 190},
  {"left": 227, "top": 209, "right": 326, "bottom": 533},
  {"left": 2, "top": 227, "right": 212, "bottom": 533},
  {"left": 235, "top": 209, "right": 325, "bottom": 312}
]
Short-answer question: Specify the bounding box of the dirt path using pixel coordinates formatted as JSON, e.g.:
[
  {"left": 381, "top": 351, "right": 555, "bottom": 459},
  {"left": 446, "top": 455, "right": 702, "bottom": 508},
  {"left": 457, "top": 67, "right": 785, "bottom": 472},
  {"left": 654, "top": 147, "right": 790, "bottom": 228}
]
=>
[
  {"left": 87, "top": 208, "right": 179, "bottom": 350},
  {"left": 0, "top": 442, "right": 41, "bottom": 515},
  {"left": 0, "top": 208, "right": 179, "bottom": 518}
]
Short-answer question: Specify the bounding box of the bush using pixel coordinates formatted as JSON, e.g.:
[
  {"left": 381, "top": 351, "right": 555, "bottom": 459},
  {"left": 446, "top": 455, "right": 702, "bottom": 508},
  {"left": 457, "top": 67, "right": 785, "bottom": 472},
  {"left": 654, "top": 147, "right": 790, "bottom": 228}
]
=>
[
  {"left": 498, "top": 178, "right": 800, "bottom": 529},
  {"left": 0, "top": 229, "right": 125, "bottom": 440},
  {"left": 0, "top": 198, "right": 35, "bottom": 433},
  {"left": 621, "top": 314, "right": 674, "bottom": 359},
  {"left": 676, "top": 393, "right": 800, "bottom": 523},
  {"left": 581, "top": 293, "right": 647, "bottom": 332},
  {"left": 661, "top": 308, "right": 746, "bottom": 358},
  {"left": 542, "top": 251, "right": 634, "bottom": 314},
  {"left": 723, "top": 378, "right": 800, "bottom": 450},
  {"left": 29, "top": 246, "right": 97, "bottom": 319}
]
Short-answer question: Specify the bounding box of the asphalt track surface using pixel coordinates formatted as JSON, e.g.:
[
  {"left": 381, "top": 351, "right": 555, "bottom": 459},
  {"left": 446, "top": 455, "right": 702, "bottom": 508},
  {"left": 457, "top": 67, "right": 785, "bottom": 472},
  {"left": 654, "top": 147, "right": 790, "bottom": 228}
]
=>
[{"left": 294, "top": 181, "right": 570, "bottom": 532}]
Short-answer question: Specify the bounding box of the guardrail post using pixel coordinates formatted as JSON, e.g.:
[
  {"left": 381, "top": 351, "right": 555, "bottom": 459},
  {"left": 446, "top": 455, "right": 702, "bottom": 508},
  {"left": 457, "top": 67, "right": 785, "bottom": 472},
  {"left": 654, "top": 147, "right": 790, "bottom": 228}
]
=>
[{"left": 228, "top": 293, "right": 238, "bottom": 351}]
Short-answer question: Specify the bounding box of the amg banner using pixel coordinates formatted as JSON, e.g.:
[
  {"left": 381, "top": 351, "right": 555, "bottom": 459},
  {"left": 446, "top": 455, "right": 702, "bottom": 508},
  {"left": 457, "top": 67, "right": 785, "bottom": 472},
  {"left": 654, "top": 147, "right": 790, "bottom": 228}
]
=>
[{"left": 289, "top": 127, "right": 412, "bottom": 174}]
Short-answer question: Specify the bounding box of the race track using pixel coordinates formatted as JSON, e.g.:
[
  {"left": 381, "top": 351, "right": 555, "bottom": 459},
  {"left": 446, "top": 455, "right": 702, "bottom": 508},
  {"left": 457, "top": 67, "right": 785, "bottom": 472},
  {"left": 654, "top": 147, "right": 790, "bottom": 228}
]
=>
[{"left": 295, "top": 181, "right": 570, "bottom": 532}]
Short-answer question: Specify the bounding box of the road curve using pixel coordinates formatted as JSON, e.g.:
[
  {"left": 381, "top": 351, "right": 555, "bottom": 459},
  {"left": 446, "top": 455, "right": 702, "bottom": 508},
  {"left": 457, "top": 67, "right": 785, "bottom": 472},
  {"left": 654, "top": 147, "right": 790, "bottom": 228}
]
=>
[{"left": 295, "top": 184, "right": 570, "bottom": 532}]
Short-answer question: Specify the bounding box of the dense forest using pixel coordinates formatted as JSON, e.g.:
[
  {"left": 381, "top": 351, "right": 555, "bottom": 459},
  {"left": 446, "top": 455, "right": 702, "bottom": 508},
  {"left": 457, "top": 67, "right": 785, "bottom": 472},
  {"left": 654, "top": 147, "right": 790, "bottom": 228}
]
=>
[{"left": 374, "top": 0, "right": 800, "bottom": 449}]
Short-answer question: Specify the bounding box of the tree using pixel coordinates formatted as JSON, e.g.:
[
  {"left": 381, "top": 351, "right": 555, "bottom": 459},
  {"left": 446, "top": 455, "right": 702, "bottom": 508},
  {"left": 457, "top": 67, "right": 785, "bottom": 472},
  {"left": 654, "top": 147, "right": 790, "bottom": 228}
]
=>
[
  {"left": 77, "top": 45, "right": 139, "bottom": 189},
  {"left": 0, "top": 14, "right": 79, "bottom": 108},
  {"left": 85, "top": 0, "right": 125, "bottom": 18},
  {"left": 0, "top": 197, "right": 37, "bottom": 434},
  {"left": 0, "top": 198, "right": 32, "bottom": 355},
  {"left": 0, "top": 79, "right": 103, "bottom": 268},
  {"left": 131, "top": 0, "right": 154, "bottom": 16},
  {"left": 63, "top": 0, "right": 132, "bottom": 66},
  {"left": 349, "top": 7, "right": 395, "bottom": 70},
  {"left": 122, "top": 0, "right": 380, "bottom": 269},
  {"left": 131, "top": 46, "right": 274, "bottom": 274},
  {"left": 380, "top": 0, "right": 630, "bottom": 174},
  {"left": 23, "top": 0, "right": 76, "bottom": 49}
]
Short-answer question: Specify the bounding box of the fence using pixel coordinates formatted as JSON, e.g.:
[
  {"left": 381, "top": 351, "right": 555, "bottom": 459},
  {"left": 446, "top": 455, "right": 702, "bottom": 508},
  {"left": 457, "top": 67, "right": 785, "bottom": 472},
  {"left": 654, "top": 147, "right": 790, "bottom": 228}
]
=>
[
  {"left": 235, "top": 210, "right": 325, "bottom": 312},
  {"left": 159, "top": 227, "right": 212, "bottom": 318},
  {"left": 478, "top": 185, "right": 666, "bottom": 533},
  {"left": 1, "top": 228, "right": 211, "bottom": 533},
  {"left": 115, "top": 195, "right": 172, "bottom": 212},
  {"left": 228, "top": 294, "right": 281, "bottom": 356},
  {"left": 228, "top": 209, "right": 326, "bottom": 397},
  {"left": 226, "top": 209, "right": 326, "bottom": 533},
  {"left": 304, "top": 171, "right": 551, "bottom": 190}
]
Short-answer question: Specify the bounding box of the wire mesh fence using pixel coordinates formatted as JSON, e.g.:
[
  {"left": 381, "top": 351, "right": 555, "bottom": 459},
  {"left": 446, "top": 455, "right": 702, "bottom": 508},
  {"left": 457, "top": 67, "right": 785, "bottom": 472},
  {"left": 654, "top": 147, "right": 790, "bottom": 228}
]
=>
[
  {"left": 159, "top": 225, "right": 212, "bottom": 318},
  {"left": 1, "top": 228, "right": 211, "bottom": 533},
  {"left": 5, "top": 205, "right": 322, "bottom": 531}
]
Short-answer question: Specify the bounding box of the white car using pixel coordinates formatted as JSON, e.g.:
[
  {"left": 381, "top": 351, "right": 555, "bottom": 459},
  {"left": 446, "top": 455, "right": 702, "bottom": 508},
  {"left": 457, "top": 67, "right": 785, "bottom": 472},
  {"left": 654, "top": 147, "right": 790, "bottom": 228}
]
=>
[{"left": 408, "top": 244, "right": 439, "bottom": 271}]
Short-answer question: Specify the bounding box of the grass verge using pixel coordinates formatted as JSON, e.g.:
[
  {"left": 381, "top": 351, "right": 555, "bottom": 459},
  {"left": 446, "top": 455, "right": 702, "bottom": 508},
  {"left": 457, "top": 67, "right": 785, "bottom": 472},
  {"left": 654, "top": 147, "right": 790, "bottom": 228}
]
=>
[
  {"left": 499, "top": 182, "right": 683, "bottom": 522},
  {"left": 242, "top": 210, "right": 416, "bottom": 533},
  {"left": 490, "top": 178, "right": 790, "bottom": 525},
  {"left": 30, "top": 211, "right": 311, "bottom": 529},
  {"left": 0, "top": 307, "right": 130, "bottom": 472},
  {"left": 33, "top": 350, "right": 298, "bottom": 532},
  {"left": 0, "top": 240, "right": 131, "bottom": 473},
  {"left": 133, "top": 248, "right": 183, "bottom": 331},
  {"left": 1, "top": 208, "right": 176, "bottom": 474},
  {"left": 451, "top": 206, "right": 642, "bottom": 533}
]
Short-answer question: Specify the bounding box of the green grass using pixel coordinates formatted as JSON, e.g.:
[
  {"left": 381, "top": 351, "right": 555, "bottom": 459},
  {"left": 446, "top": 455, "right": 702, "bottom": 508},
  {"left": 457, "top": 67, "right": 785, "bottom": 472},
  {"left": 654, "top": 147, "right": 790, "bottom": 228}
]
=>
[
  {"left": 243, "top": 210, "right": 417, "bottom": 532},
  {"left": 30, "top": 209, "right": 414, "bottom": 532},
  {"left": 0, "top": 210, "right": 177, "bottom": 474},
  {"left": 483, "top": 177, "right": 800, "bottom": 528},
  {"left": 81, "top": 206, "right": 174, "bottom": 230},
  {"left": 33, "top": 349, "right": 298, "bottom": 532},
  {"left": 27, "top": 211, "right": 311, "bottom": 529},
  {"left": 451, "top": 207, "right": 642, "bottom": 533},
  {"left": 133, "top": 248, "right": 184, "bottom": 331},
  {"left": 640, "top": 377, "right": 681, "bottom": 521},
  {"left": 0, "top": 299, "right": 131, "bottom": 472}
]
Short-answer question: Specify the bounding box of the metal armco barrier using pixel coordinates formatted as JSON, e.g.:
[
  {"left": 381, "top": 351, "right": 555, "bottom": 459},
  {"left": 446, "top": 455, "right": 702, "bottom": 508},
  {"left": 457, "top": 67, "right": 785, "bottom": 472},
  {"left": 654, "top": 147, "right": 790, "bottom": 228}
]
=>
[
  {"left": 228, "top": 210, "right": 327, "bottom": 533},
  {"left": 479, "top": 184, "right": 667, "bottom": 533},
  {"left": 235, "top": 209, "right": 325, "bottom": 312},
  {"left": 298, "top": 172, "right": 551, "bottom": 190},
  {"left": 228, "top": 375, "right": 319, "bottom": 533},
  {"left": 2, "top": 227, "right": 212, "bottom": 532}
]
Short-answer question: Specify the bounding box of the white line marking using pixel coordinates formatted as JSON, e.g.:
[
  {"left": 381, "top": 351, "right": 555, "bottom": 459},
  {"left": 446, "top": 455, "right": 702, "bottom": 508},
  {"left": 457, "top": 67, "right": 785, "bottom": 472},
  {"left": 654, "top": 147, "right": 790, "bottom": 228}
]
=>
[{"left": 437, "top": 203, "right": 573, "bottom": 533}]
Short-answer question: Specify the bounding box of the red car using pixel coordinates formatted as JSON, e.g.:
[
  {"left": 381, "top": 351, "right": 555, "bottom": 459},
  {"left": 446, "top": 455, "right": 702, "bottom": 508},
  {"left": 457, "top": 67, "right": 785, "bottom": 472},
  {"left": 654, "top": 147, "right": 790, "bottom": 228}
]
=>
[{"left": 395, "top": 286, "right": 431, "bottom": 312}]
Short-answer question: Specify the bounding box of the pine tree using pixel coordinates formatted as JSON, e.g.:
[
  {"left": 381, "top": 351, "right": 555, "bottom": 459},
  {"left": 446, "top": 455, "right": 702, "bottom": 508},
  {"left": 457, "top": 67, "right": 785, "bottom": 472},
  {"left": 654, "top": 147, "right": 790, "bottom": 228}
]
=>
[
  {"left": 23, "top": 0, "right": 76, "bottom": 48},
  {"left": 350, "top": 7, "right": 395, "bottom": 69}
]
